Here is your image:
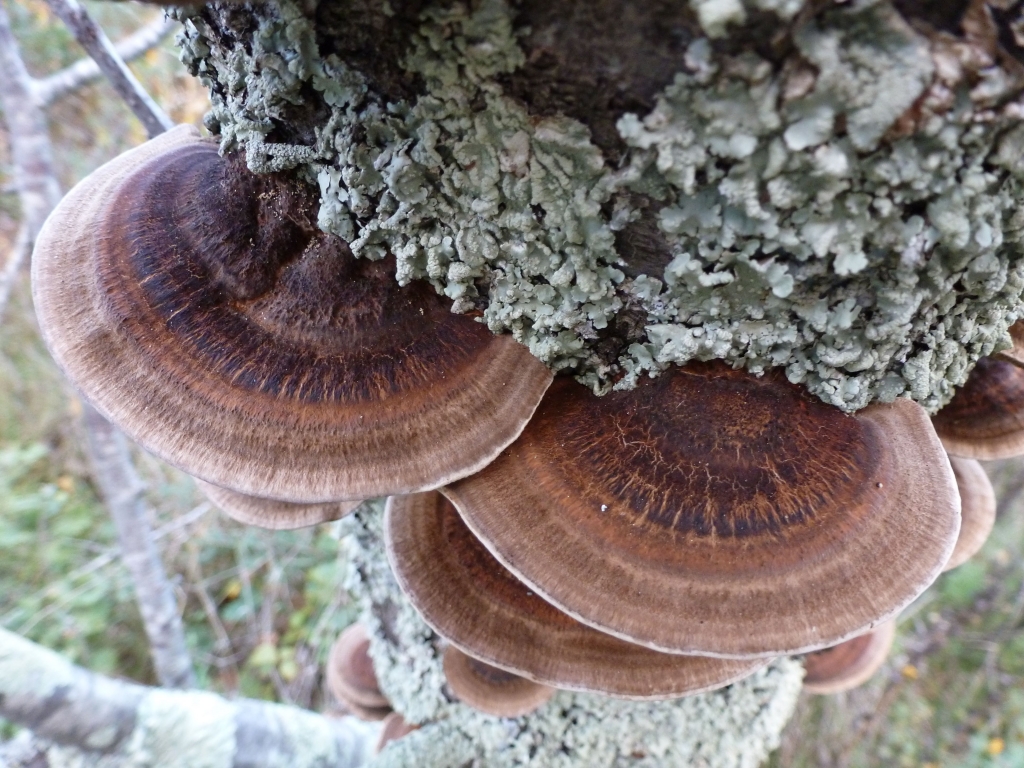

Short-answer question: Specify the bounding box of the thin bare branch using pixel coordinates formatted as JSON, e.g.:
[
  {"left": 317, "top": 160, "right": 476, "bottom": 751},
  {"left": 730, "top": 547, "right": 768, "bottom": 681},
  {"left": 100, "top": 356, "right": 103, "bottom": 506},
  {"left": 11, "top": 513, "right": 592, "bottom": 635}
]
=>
[
  {"left": 41, "top": 0, "right": 174, "bottom": 138},
  {"left": 34, "top": 14, "right": 175, "bottom": 107},
  {"left": 0, "top": 223, "right": 29, "bottom": 324},
  {"left": 83, "top": 402, "right": 196, "bottom": 689}
]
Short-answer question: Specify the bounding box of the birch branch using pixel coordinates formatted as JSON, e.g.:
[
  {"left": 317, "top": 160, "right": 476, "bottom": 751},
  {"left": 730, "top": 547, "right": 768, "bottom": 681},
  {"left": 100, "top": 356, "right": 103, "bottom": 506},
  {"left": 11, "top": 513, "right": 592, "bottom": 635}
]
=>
[
  {"left": 0, "top": 224, "right": 29, "bottom": 324},
  {"left": 83, "top": 402, "right": 197, "bottom": 689},
  {"left": 34, "top": 14, "right": 175, "bottom": 107},
  {"left": 0, "top": 1, "right": 62, "bottom": 234},
  {"left": 41, "top": 0, "right": 174, "bottom": 138},
  {"left": 0, "top": 626, "right": 380, "bottom": 768}
]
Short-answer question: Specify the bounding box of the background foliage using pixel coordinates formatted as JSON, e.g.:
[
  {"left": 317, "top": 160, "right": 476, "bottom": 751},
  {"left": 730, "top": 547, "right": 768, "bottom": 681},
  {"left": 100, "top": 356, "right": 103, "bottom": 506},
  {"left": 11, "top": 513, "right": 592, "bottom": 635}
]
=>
[{"left": 2, "top": 1, "right": 1024, "bottom": 766}]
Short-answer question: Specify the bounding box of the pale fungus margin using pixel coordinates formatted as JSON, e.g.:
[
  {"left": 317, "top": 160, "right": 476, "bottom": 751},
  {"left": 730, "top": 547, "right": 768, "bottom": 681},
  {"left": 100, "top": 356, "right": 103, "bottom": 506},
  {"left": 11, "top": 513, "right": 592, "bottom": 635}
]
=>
[{"left": 198, "top": 480, "right": 362, "bottom": 530}]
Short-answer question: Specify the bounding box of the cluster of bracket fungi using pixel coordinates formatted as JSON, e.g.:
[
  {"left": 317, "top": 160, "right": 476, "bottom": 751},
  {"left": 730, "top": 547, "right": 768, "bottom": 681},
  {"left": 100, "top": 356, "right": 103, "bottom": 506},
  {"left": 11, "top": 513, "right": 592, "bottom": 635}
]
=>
[{"left": 29, "top": 124, "right": 1022, "bottom": 722}]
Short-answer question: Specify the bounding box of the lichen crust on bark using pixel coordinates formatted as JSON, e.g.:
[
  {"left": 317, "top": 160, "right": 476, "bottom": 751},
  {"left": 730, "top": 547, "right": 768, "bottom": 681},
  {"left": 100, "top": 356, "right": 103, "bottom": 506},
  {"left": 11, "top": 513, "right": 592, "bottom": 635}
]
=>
[
  {"left": 340, "top": 502, "right": 804, "bottom": 768},
  {"left": 174, "top": 0, "right": 1024, "bottom": 412}
]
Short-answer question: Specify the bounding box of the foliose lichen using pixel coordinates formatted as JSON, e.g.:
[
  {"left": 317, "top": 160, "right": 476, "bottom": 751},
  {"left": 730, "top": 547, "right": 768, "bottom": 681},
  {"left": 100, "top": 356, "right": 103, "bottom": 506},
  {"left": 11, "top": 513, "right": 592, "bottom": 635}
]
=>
[
  {"left": 340, "top": 503, "right": 804, "bottom": 768},
  {"left": 175, "top": 0, "right": 1024, "bottom": 411}
]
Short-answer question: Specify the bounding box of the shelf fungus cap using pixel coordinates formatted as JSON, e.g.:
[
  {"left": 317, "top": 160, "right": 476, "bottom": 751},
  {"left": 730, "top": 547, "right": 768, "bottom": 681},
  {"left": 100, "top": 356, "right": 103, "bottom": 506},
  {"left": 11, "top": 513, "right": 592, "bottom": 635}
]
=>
[
  {"left": 374, "top": 713, "right": 418, "bottom": 755},
  {"left": 31, "top": 126, "right": 553, "bottom": 503},
  {"left": 943, "top": 457, "right": 996, "bottom": 572},
  {"left": 446, "top": 362, "right": 960, "bottom": 658},
  {"left": 802, "top": 620, "right": 897, "bottom": 695},
  {"left": 442, "top": 645, "right": 554, "bottom": 718},
  {"left": 385, "top": 492, "right": 764, "bottom": 698},
  {"left": 326, "top": 624, "right": 391, "bottom": 717},
  {"left": 197, "top": 479, "right": 361, "bottom": 530},
  {"left": 932, "top": 357, "right": 1024, "bottom": 460}
]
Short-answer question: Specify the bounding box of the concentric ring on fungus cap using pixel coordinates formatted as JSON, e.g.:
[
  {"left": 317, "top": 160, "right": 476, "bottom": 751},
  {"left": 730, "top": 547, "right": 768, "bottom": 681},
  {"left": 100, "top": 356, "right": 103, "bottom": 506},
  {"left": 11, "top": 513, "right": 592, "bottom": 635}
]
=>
[
  {"left": 943, "top": 457, "right": 996, "bottom": 572},
  {"left": 445, "top": 362, "right": 960, "bottom": 659},
  {"left": 385, "top": 492, "right": 764, "bottom": 698},
  {"left": 31, "top": 126, "right": 552, "bottom": 502},
  {"left": 932, "top": 356, "right": 1024, "bottom": 460},
  {"left": 197, "top": 479, "right": 361, "bottom": 530}
]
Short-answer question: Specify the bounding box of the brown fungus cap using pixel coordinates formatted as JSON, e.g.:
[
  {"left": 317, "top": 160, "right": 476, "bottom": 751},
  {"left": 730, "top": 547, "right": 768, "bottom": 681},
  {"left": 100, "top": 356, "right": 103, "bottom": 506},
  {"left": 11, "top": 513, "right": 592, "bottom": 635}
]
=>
[
  {"left": 197, "top": 479, "right": 361, "bottom": 530},
  {"left": 802, "top": 620, "right": 897, "bottom": 695},
  {"left": 445, "top": 362, "right": 960, "bottom": 659},
  {"left": 326, "top": 624, "right": 390, "bottom": 716},
  {"left": 31, "top": 126, "right": 552, "bottom": 502},
  {"left": 932, "top": 357, "right": 1024, "bottom": 460},
  {"left": 442, "top": 645, "right": 554, "bottom": 718},
  {"left": 943, "top": 456, "right": 996, "bottom": 571},
  {"left": 374, "top": 713, "right": 418, "bottom": 755},
  {"left": 385, "top": 492, "right": 764, "bottom": 699}
]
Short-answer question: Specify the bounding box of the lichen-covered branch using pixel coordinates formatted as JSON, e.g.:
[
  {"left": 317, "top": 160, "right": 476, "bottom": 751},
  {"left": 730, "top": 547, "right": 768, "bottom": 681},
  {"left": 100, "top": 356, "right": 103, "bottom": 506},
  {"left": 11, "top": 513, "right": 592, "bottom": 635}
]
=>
[
  {"left": 174, "top": 0, "right": 1024, "bottom": 412},
  {"left": 34, "top": 14, "right": 175, "bottom": 107},
  {"left": 43, "top": 0, "right": 173, "bottom": 137},
  {"left": 0, "top": 627, "right": 380, "bottom": 768}
]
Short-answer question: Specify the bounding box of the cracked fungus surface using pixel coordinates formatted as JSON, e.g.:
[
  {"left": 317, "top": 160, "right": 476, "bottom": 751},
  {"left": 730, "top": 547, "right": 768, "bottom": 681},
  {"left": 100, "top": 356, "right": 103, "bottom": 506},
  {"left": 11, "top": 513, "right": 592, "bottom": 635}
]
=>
[
  {"left": 340, "top": 502, "right": 804, "bottom": 768},
  {"left": 176, "top": 0, "right": 1024, "bottom": 411}
]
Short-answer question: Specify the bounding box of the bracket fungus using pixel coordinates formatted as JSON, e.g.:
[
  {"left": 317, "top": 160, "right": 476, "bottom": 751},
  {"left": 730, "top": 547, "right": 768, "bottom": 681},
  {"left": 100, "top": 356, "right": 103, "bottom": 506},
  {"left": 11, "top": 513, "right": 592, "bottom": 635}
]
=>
[
  {"left": 801, "top": 620, "right": 897, "bottom": 695},
  {"left": 944, "top": 457, "right": 997, "bottom": 572},
  {"left": 31, "top": 126, "right": 552, "bottom": 503},
  {"left": 196, "top": 480, "right": 361, "bottom": 530},
  {"left": 442, "top": 645, "right": 555, "bottom": 718},
  {"left": 446, "top": 362, "right": 960, "bottom": 658},
  {"left": 385, "top": 492, "right": 764, "bottom": 699},
  {"left": 326, "top": 623, "right": 391, "bottom": 721},
  {"left": 932, "top": 357, "right": 1024, "bottom": 460}
]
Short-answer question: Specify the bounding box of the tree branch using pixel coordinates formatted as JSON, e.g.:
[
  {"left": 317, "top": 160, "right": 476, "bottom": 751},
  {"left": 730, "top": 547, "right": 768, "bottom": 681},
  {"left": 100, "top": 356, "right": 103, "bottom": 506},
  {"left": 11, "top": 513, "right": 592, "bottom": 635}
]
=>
[
  {"left": 34, "top": 14, "right": 175, "bottom": 107},
  {"left": 0, "top": 223, "right": 29, "bottom": 324},
  {"left": 83, "top": 402, "right": 197, "bottom": 689},
  {"left": 0, "top": 627, "right": 380, "bottom": 768},
  {"left": 0, "top": 1, "right": 62, "bottom": 235},
  {"left": 41, "top": 0, "right": 173, "bottom": 138}
]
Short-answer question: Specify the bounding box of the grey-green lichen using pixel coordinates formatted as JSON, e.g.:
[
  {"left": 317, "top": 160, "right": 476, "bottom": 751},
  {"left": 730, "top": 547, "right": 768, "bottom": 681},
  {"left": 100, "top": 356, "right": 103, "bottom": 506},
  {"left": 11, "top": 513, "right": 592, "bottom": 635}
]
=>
[
  {"left": 341, "top": 503, "right": 804, "bottom": 768},
  {"left": 175, "top": 0, "right": 1024, "bottom": 411}
]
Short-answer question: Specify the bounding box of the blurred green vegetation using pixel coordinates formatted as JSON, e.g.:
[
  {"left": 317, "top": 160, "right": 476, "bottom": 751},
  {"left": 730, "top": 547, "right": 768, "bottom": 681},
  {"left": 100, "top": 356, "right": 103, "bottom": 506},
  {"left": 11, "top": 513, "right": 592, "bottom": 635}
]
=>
[{"left": 0, "top": 0, "right": 359, "bottom": 714}]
